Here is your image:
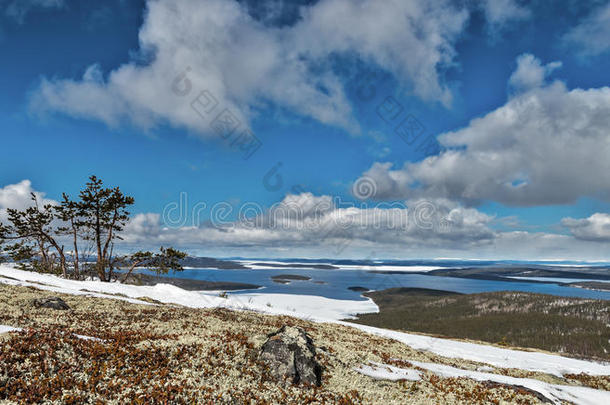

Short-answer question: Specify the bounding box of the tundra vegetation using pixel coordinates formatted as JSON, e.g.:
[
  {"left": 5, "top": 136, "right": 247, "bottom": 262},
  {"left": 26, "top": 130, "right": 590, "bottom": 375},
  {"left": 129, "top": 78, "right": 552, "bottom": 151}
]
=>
[{"left": 2, "top": 283, "right": 600, "bottom": 404}]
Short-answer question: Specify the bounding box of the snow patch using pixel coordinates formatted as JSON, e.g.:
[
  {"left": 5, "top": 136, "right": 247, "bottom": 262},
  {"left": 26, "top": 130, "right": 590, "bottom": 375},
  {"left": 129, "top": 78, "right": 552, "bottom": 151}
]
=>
[
  {"left": 0, "top": 325, "right": 22, "bottom": 334},
  {"left": 354, "top": 362, "right": 421, "bottom": 381},
  {"left": 339, "top": 321, "right": 610, "bottom": 377},
  {"left": 357, "top": 360, "right": 610, "bottom": 405}
]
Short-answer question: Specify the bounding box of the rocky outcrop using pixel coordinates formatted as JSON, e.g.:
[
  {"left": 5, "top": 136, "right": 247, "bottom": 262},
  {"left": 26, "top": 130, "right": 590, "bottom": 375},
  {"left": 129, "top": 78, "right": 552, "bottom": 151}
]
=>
[
  {"left": 31, "top": 297, "right": 70, "bottom": 310},
  {"left": 260, "top": 326, "right": 322, "bottom": 386}
]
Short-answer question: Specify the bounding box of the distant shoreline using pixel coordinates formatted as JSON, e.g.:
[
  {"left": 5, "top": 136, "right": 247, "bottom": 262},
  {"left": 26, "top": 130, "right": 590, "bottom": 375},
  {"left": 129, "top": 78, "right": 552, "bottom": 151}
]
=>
[{"left": 122, "top": 272, "right": 260, "bottom": 291}]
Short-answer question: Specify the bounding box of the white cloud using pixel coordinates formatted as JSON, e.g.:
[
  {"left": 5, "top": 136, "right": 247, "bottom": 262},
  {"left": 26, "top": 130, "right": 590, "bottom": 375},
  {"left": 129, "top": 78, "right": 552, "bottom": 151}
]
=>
[
  {"left": 119, "top": 194, "right": 610, "bottom": 259},
  {"left": 355, "top": 54, "right": 610, "bottom": 206},
  {"left": 30, "top": 0, "right": 470, "bottom": 137},
  {"left": 480, "top": 0, "right": 530, "bottom": 29},
  {"left": 2, "top": 0, "right": 63, "bottom": 23},
  {"left": 0, "top": 180, "right": 56, "bottom": 223},
  {"left": 562, "top": 213, "right": 610, "bottom": 242},
  {"left": 564, "top": 2, "right": 610, "bottom": 57},
  {"left": 508, "top": 53, "right": 561, "bottom": 94},
  {"left": 121, "top": 192, "right": 495, "bottom": 256},
  {"left": 3, "top": 180, "right": 609, "bottom": 259}
]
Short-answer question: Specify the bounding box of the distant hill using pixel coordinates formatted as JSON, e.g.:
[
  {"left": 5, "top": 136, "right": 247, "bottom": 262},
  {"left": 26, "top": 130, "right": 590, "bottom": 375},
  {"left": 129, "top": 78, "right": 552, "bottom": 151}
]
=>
[{"left": 180, "top": 256, "right": 249, "bottom": 269}]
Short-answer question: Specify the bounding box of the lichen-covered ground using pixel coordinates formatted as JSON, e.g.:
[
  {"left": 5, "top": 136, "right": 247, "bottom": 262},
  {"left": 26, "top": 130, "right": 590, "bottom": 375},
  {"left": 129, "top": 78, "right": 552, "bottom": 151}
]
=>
[{"left": 0, "top": 283, "right": 606, "bottom": 404}]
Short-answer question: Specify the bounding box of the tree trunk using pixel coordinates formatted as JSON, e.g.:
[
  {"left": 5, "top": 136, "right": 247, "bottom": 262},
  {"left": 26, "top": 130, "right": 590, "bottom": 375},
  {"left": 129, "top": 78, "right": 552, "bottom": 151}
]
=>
[
  {"left": 108, "top": 243, "right": 115, "bottom": 281},
  {"left": 72, "top": 224, "right": 80, "bottom": 279},
  {"left": 95, "top": 218, "right": 105, "bottom": 282},
  {"left": 37, "top": 238, "right": 49, "bottom": 270},
  {"left": 100, "top": 209, "right": 118, "bottom": 281},
  {"left": 45, "top": 235, "right": 67, "bottom": 278},
  {"left": 120, "top": 261, "right": 142, "bottom": 284}
]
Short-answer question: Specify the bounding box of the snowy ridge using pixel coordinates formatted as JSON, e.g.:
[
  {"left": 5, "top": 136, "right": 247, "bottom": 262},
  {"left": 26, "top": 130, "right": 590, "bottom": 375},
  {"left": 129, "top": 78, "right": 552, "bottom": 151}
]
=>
[{"left": 0, "top": 265, "right": 377, "bottom": 320}]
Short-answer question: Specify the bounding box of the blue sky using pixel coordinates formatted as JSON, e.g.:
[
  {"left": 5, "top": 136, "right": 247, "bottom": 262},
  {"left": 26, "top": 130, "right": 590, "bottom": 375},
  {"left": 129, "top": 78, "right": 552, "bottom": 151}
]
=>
[{"left": 2, "top": 0, "right": 610, "bottom": 259}]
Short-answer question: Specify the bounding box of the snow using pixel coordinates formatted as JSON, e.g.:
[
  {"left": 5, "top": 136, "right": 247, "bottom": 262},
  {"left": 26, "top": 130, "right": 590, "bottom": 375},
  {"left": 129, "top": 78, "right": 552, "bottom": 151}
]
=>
[
  {"left": 507, "top": 276, "right": 610, "bottom": 284},
  {"left": 338, "top": 321, "right": 610, "bottom": 377},
  {"left": 335, "top": 264, "right": 441, "bottom": 272},
  {"left": 354, "top": 362, "right": 421, "bottom": 381},
  {"left": 199, "top": 291, "right": 377, "bottom": 319},
  {"left": 0, "top": 325, "right": 22, "bottom": 334},
  {"left": 0, "top": 264, "right": 377, "bottom": 320},
  {"left": 73, "top": 334, "right": 104, "bottom": 342},
  {"left": 356, "top": 360, "right": 610, "bottom": 405},
  {"left": 1, "top": 323, "right": 102, "bottom": 342},
  {"left": 2, "top": 264, "right": 610, "bottom": 380},
  {"left": 237, "top": 260, "right": 441, "bottom": 272}
]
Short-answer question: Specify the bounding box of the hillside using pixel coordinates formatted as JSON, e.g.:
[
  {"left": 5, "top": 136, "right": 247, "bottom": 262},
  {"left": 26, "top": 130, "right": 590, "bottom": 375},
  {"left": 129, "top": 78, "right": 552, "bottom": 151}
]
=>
[
  {"left": 354, "top": 288, "right": 610, "bottom": 360},
  {"left": 1, "top": 266, "right": 610, "bottom": 404}
]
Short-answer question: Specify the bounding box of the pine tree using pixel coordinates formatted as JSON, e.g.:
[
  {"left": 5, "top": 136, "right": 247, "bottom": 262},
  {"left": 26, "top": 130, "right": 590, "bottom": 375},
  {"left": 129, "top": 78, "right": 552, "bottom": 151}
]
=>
[
  {"left": 118, "top": 247, "right": 187, "bottom": 283},
  {"left": 54, "top": 193, "right": 85, "bottom": 279},
  {"left": 5, "top": 194, "right": 67, "bottom": 276},
  {"left": 78, "top": 176, "right": 134, "bottom": 282},
  {"left": 2, "top": 176, "right": 186, "bottom": 282}
]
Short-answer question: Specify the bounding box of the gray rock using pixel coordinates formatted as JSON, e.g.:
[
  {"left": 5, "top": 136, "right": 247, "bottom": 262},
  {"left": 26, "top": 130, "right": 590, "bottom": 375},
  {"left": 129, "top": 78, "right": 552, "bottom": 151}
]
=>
[
  {"left": 259, "top": 326, "right": 322, "bottom": 386},
  {"left": 31, "top": 296, "right": 70, "bottom": 310}
]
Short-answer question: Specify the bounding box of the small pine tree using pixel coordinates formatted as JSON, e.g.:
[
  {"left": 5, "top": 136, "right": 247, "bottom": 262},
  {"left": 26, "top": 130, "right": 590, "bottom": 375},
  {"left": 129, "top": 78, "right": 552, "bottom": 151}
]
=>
[
  {"left": 2, "top": 175, "right": 186, "bottom": 283},
  {"left": 118, "top": 247, "right": 187, "bottom": 283},
  {"left": 78, "top": 176, "right": 134, "bottom": 282},
  {"left": 54, "top": 193, "right": 85, "bottom": 279},
  {"left": 5, "top": 194, "right": 67, "bottom": 276}
]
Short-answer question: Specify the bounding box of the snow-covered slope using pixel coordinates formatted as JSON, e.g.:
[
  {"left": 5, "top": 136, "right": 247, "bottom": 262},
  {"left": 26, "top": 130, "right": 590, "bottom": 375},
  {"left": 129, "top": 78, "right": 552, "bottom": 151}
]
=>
[{"left": 0, "top": 265, "right": 378, "bottom": 320}]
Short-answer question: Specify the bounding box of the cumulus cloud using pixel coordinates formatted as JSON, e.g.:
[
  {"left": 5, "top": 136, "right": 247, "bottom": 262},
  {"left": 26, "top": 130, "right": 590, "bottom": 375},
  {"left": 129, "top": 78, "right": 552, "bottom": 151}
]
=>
[
  {"left": 508, "top": 53, "right": 561, "bottom": 94},
  {"left": 562, "top": 213, "right": 610, "bottom": 242},
  {"left": 355, "top": 54, "right": 610, "bottom": 206},
  {"left": 30, "top": 0, "right": 470, "bottom": 136},
  {"left": 0, "top": 180, "right": 56, "bottom": 223},
  {"left": 2, "top": 0, "right": 63, "bottom": 23},
  {"left": 121, "top": 193, "right": 495, "bottom": 255},
  {"left": 563, "top": 1, "right": 610, "bottom": 57},
  {"left": 120, "top": 193, "right": 610, "bottom": 259}
]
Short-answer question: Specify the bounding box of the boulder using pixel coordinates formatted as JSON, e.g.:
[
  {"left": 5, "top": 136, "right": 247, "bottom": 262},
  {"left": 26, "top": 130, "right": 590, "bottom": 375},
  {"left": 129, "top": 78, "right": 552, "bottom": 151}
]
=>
[
  {"left": 259, "top": 326, "right": 322, "bottom": 386},
  {"left": 31, "top": 296, "right": 70, "bottom": 310}
]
